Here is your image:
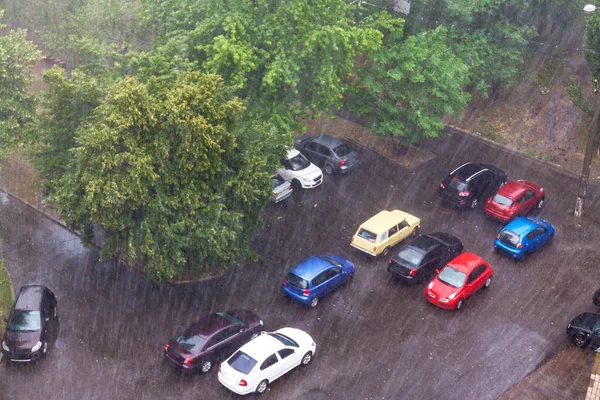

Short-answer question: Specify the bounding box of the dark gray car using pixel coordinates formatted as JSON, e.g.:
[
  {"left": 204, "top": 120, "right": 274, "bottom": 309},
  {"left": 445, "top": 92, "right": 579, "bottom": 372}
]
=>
[{"left": 294, "top": 134, "right": 359, "bottom": 175}]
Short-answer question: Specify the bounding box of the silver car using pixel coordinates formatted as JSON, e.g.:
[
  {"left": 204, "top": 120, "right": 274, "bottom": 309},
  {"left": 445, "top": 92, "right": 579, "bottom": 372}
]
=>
[{"left": 271, "top": 174, "right": 293, "bottom": 203}]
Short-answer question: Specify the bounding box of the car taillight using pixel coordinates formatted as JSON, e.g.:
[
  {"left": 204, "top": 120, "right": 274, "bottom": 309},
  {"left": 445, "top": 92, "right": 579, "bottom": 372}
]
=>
[
  {"left": 164, "top": 342, "right": 169, "bottom": 351},
  {"left": 373, "top": 246, "right": 377, "bottom": 252},
  {"left": 517, "top": 243, "right": 523, "bottom": 249},
  {"left": 351, "top": 236, "right": 354, "bottom": 242},
  {"left": 289, "top": 185, "right": 293, "bottom": 190},
  {"left": 184, "top": 357, "right": 192, "bottom": 365},
  {"left": 219, "top": 364, "right": 222, "bottom": 372},
  {"left": 273, "top": 192, "right": 277, "bottom": 198},
  {"left": 283, "top": 278, "right": 287, "bottom": 286},
  {"left": 339, "top": 159, "right": 346, "bottom": 167},
  {"left": 239, "top": 379, "right": 248, "bottom": 387},
  {"left": 409, "top": 269, "right": 417, "bottom": 277},
  {"left": 388, "top": 257, "right": 392, "bottom": 265},
  {"left": 496, "top": 234, "right": 500, "bottom": 238},
  {"left": 303, "top": 289, "right": 310, "bottom": 296},
  {"left": 458, "top": 191, "right": 470, "bottom": 197},
  {"left": 440, "top": 182, "right": 445, "bottom": 189},
  {"left": 452, "top": 177, "right": 460, "bottom": 182}
]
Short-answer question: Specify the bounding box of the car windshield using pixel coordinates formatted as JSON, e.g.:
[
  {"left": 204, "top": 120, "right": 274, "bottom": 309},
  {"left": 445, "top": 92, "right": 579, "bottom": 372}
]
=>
[
  {"left": 176, "top": 328, "right": 206, "bottom": 352},
  {"left": 7, "top": 310, "right": 41, "bottom": 332},
  {"left": 492, "top": 194, "right": 513, "bottom": 206},
  {"left": 437, "top": 266, "right": 467, "bottom": 288},
  {"left": 216, "top": 312, "right": 245, "bottom": 326},
  {"left": 395, "top": 247, "right": 424, "bottom": 265},
  {"left": 272, "top": 174, "right": 286, "bottom": 187},
  {"left": 357, "top": 228, "right": 377, "bottom": 242},
  {"left": 320, "top": 256, "right": 342, "bottom": 268},
  {"left": 228, "top": 351, "right": 257, "bottom": 375},
  {"left": 286, "top": 272, "right": 308, "bottom": 289},
  {"left": 288, "top": 154, "right": 310, "bottom": 171},
  {"left": 333, "top": 144, "right": 351, "bottom": 157},
  {"left": 498, "top": 230, "right": 520, "bottom": 247},
  {"left": 269, "top": 332, "right": 299, "bottom": 347}
]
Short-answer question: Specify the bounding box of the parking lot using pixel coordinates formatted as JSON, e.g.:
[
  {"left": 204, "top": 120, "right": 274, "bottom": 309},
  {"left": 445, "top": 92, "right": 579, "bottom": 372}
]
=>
[{"left": 2, "top": 129, "right": 600, "bottom": 399}]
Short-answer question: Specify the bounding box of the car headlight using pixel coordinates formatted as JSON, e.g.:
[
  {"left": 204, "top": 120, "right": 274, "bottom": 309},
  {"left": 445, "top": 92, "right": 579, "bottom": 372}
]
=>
[
  {"left": 31, "top": 341, "right": 42, "bottom": 352},
  {"left": 1, "top": 341, "right": 8, "bottom": 351},
  {"left": 428, "top": 282, "right": 434, "bottom": 289},
  {"left": 448, "top": 292, "right": 458, "bottom": 300},
  {"left": 259, "top": 319, "right": 264, "bottom": 326}
]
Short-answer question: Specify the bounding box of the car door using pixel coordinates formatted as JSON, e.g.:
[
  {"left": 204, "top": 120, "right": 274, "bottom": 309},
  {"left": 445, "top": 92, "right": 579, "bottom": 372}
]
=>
[
  {"left": 41, "top": 292, "right": 52, "bottom": 342},
  {"left": 316, "top": 143, "right": 334, "bottom": 167},
  {"left": 521, "top": 190, "right": 537, "bottom": 214},
  {"left": 590, "top": 329, "right": 600, "bottom": 348},
  {"left": 277, "top": 348, "right": 298, "bottom": 375},
  {"left": 419, "top": 248, "right": 441, "bottom": 280},
  {"left": 259, "top": 353, "right": 282, "bottom": 382},
  {"left": 533, "top": 227, "right": 547, "bottom": 250},
  {"left": 393, "top": 221, "right": 410, "bottom": 246},
  {"left": 303, "top": 142, "right": 320, "bottom": 164},
  {"left": 311, "top": 271, "right": 329, "bottom": 298},
  {"left": 322, "top": 267, "right": 343, "bottom": 294},
  {"left": 204, "top": 326, "right": 240, "bottom": 361},
  {"left": 464, "top": 265, "right": 485, "bottom": 298},
  {"left": 524, "top": 230, "right": 536, "bottom": 253}
]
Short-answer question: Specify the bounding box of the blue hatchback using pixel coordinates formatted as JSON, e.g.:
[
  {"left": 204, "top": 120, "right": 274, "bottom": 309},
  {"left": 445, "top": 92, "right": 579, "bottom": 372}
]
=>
[
  {"left": 282, "top": 255, "right": 355, "bottom": 308},
  {"left": 494, "top": 217, "right": 555, "bottom": 261}
]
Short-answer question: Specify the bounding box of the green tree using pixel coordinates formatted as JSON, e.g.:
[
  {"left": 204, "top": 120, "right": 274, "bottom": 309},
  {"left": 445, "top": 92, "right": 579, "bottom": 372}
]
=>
[
  {"left": 0, "top": 11, "right": 40, "bottom": 158},
  {"left": 52, "top": 71, "right": 287, "bottom": 280}
]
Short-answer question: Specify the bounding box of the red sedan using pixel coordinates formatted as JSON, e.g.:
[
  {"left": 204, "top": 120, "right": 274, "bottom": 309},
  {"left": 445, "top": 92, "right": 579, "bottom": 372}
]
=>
[
  {"left": 424, "top": 252, "right": 493, "bottom": 310},
  {"left": 484, "top": 180, "right": 544, "bottom": 222}
]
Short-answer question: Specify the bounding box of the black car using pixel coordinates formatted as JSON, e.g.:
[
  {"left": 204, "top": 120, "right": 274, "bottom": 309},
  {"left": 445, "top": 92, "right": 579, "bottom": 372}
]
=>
[
  {"left": 2, "top": 285, "right": 58, "bottom": 363},
  {"left": 164, "top": 309, "right": 264, "bottom": 374},
  {"left": 566, "top": 312, "right": 600, "bottom": 349},
  {"left": 593, "top": 288, "right": 600, "bottom": 306},
  {"left": 439, "top": 162, "right": 508, "bottom": 209},
  {"left": 387, "top": 232, "right": 463, "bottom": 283},
  {"left": 294, "top": 134, "right": 359, "bottom": 175}
]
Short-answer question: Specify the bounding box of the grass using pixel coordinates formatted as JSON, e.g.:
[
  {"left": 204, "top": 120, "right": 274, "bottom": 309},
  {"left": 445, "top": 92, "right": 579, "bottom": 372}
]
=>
[{"left": 0, "top": 259, "right": 14, "bottom": 336}]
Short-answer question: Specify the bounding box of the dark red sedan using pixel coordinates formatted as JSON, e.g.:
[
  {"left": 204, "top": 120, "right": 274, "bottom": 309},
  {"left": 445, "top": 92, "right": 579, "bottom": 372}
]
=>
[{"left": 484, "top": 180, "right": 545, "bottom": 222}]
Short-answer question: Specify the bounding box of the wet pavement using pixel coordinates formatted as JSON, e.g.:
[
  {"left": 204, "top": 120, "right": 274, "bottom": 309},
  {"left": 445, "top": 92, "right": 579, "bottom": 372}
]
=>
[{"left": 1, "top": 128, "right": 600, "bottom": 399}]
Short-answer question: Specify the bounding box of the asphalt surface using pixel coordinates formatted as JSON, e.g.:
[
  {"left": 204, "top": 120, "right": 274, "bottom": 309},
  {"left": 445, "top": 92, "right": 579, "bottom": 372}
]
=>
[{"left": 2, "top": 129, "right": 600, "bottom": 400}]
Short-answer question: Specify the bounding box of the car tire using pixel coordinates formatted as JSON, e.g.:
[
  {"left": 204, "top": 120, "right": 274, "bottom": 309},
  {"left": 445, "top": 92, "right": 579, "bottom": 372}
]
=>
[
  {"left": 42, "top": 341, "right": 48, "bottom": 354},
  {"left": 455, "top": 299, "right": 464, "bottom": 310},
  {"left": 573, "top": 334, "right": 588, "bottom": 348},
  {"left": 593, "top": 288, "right": 600, "bottom": 306},
  {"left": 470, "top": 199, "right": 478, "bottom": 209},
  {"left": 251, "top": 332, "right": 260, "bottom": 340},
  {"left": 483, "top": 277, "right": 492, "bottom": 288},
  {"left": 411, "top": 226, "right": 420, "bottom": 238},
  {"left": 382, "top": 247, "right": 391, "bottom": 257},
  {"left": 324, "top": 164, "right": 334, "bottom": 175},
  {"left": 292, "top": 179, "right": 302, "bottom": 191},
  {"left": 537, "top": 197, "right": 545, "bottom": 209},
  {"left": 256, "top": 380, "right": 269, "bottom": 394},
  {"left": 301, "top": 351, "right": 313, "bottom": 366},
  {"left": 201, "top": 360, "right": 212, "bottom": 373},
  {"left": 310, "top": 297, "right": 319, "bottom": 308}
]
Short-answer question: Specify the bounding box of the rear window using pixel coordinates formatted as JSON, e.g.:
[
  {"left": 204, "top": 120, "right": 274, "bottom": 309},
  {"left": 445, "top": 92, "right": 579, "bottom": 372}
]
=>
[
  {"left": 176, "top": 328, "right": 206, "bottom": 352},
  {"left": 228, "top": 351, "right": 257, "bottom": 375},
  {"left": 7, "top": 310, "right": 41, "bottom": 332},
  {"left": 394, "top": 247, "right": 424, "bottom": 266},
  {"left": 498, "top": 230, "right": 520, "bottom": 247},
  {"left": 446, "top": 178, "right": 468, "bottom": 192},
  {"left": 492, "top": 194, "right": 513, "bottom": 206},
  {"left": 286, "top": 272, "right": 308, "bottom": 289},
  {"left": 333, "top": 144, "right": 351, "bottom": 157},
  {"left": 357, "top": 228, "right": 377, "bottom": 242},
  {"left": 272, "top": 174, "right": 286, "bottom": 187}
]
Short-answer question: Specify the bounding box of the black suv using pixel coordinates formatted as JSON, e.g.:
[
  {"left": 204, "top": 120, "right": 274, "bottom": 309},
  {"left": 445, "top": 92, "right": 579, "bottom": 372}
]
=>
[
  {"left": 294, "top": 134, "right": 359, "bottom": 175},
  {"left": 388, "top": 232, "right": 463, "bottom": 283},
  {"left": 2, "top": 285, "right": 58, "bottom": 363},
  {"left": 439, "top": 162, "right": 508, "bottom": 209}
]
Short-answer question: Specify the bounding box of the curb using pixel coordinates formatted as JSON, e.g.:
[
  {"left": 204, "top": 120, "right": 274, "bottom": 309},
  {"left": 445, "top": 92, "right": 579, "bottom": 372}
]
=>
[{"left": 0, "top": 186, "right": 70, "bottom": 232}]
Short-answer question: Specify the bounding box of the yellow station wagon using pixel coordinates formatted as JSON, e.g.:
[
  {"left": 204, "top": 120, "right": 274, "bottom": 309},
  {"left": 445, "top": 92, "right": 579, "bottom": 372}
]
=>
[{"left": 351, "top": 210, "right": 421, "bottom": 257}]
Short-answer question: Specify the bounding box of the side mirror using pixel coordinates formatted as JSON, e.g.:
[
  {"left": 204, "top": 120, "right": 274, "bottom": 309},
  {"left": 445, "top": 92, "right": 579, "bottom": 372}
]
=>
[{"left": 435, "top": 269, "right": 440, "bottom": 274}]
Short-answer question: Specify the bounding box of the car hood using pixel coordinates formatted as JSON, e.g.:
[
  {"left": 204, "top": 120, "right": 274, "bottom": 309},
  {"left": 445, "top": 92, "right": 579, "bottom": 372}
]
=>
[
  {"left": 428, "top": 278, "right": 460, "bottom": 299},
  {"left": 570, "top": 313, "right": 600, "bottom": 331},
  {"left": 294, "top": 162, "right": 321, "bottom": 178},
  {"left": 4, "top": 329, "right": 41, "bottom": 350}
]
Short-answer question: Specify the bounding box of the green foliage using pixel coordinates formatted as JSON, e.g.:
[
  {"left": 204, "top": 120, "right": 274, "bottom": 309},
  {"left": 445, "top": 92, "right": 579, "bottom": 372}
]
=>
[
  {"left": 566, "top": 81, "right": 592, "bottom": 117},
  {"left": 585, "top": 13, "right": 600, "bottom": 82},
  {"left": 0, "top": 12, "right": 40, "bottom": 158},
  {"left": 52, "top": 71, "right": 286, "bottom": 280}
]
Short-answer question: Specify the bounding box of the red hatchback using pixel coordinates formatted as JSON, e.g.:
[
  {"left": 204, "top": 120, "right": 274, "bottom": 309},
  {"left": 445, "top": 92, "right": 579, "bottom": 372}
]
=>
[
  {"left": 484, "top": 180, "right": 544, "bottom": 222},
  {"left": 424, "top": 252, "right": 493, "bottom": 310}
]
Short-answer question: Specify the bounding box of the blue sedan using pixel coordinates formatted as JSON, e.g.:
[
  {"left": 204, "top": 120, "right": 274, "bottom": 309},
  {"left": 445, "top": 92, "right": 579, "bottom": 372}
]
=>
[
  {"left": 494, "top": 217, "right": 555, "bottom": 261},
  {"left": 282, "top": 255, "right": 355, "bottom": 308}
]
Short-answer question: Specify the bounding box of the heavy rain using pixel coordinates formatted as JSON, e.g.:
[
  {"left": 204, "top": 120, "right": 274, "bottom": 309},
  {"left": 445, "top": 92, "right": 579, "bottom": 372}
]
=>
[{"left": 1, "top": 1, "right": 600, "bottom": 400}]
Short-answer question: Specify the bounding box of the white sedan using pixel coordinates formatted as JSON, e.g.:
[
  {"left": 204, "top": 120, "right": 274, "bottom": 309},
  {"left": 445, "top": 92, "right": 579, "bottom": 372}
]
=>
[
  {"left": 276, "top": 149, "right": 323, "bottom": 189},
  {"left": 218, "top": 327, "right": 316, "bottom": 395}
]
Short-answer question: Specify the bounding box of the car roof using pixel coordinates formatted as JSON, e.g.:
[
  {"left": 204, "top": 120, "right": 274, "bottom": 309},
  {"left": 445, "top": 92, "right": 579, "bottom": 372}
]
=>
[
  {"left": 409, "top": 235, "right": 444, "bottom": 253},
  {"left": 427, "top": 232, "right": 462, "bottom": 248},
  {"left": 238, "top": 332, "right": 287, "bottom": 360},
  {"left": 14, "top": 285, "right": 47, "bottom": 311},
  {"left": 495, "top": 181, "right": 529, "bottom": 199},
  {"left": 189, "top": 313, "right": 237, "bottom": 337},
  {"left": 503, "top": 217, "right": 540, "bottom": 236},
  {"left": 360, "top": 210, "right": 409, "bottom": 232},
  {"left": 308, "top": 134, "right": 344, "bottom": 148},
  {"left": 291, "top": 256, "right": 334, "bottom": 280},
  {"left": 446, "top": 252, "right": 485, "bottom": 273},
  {"left": 450, "top": 163, "right": 484, "bottom": 181}
]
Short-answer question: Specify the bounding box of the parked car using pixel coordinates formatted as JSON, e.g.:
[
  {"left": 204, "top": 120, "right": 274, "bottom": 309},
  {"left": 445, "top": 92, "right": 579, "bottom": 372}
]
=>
[
  {"left": 271, "top": 174, "right": 293, "bottom": 203},
  {"left": 484, "top": 180, "right": 545, "bottom": 222},
  {"left": 164, "top": 310, "right": 264, "bottom": 374},
  {"left": 388, "top": 232, "right": 463, "bottom": 284},
  {"left": 351, "top": 210, "right": 421, "bottom": 257},
  {"left": 2, "top": 285, "right": 58, "bottom": 363},
  {"left": 424, "top": 252, "right": 493, "bottom": 310},
  {"left": 566, "top": 312, "right": 600, "bottom": 349},
  {"left": 218, "top": 327, "right": 316, "bottom": 395},
  {"left": 294, "top": 134, "right": 359, "bottom": 175},
  {"left": 276, "top": 149, "right": 323, "bottom": 190},
  {"left": 439, "top": 162, "right": 508, "bottom": 209},
  {"left": 282, "top": 255, "right": 355, "bottom": 308},
  {"left": 493, "top": 217, "right": 555, "bottom": 262}
]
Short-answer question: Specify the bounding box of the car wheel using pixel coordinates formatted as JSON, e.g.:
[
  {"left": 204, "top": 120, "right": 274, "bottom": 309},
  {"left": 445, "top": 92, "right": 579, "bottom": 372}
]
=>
[
  {"left": 382, "top": 247, "right": 391, "bottom": 257},
  {"left": 256, "top": 380, "right": 269, "bottom": 394},
  {"left": 251, "top": 332, "right": 260, "bottom": 340},
  {"left": 301, "top": 351, "right": 313, "bottom": 366},
  {"left": 310, "top": 297, "right": 319, "bottom": 308},
  {"left": 292, "top": 179, "right": 302, "bottom": 191},
  {"left": 201, "top": 360, "right": 212, "bottom": 373},
  {"left": 593, "top": 288, "right": 600, "bottom": 306},
  {"left": 411, "top": 226, "right": 420, "bottom": 238},
  {"left": 324, "top": 164, "right": 334, "bottom": 175},
  {"left": 573, "top": 334, "right": 588, "bottom": 348},
  {"left": 483, "top": 277, "right": 492, "bottom": 288},
  {"left": 455, "top": 299, "right": 464, "bottom": 310},
  {"left": 537, "top": 197, "right": 545, "bottom": 209},
  {"left": 470, "top": 198, "right": 478, "bottom": 209}
]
